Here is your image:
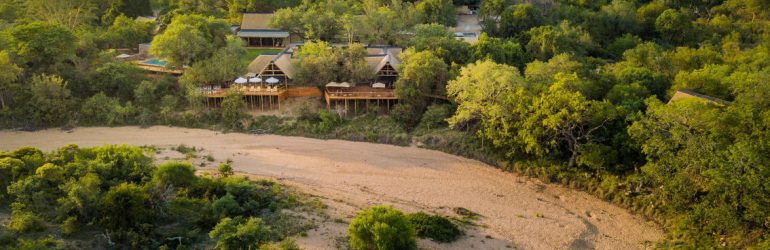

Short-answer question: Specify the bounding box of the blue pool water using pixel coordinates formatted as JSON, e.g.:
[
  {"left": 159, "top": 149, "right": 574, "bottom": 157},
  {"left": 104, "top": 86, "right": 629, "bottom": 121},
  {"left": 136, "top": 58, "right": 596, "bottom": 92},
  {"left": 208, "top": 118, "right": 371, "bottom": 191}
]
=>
[{"left": 142, "top": 59, "right": 168, "bottom": 67}]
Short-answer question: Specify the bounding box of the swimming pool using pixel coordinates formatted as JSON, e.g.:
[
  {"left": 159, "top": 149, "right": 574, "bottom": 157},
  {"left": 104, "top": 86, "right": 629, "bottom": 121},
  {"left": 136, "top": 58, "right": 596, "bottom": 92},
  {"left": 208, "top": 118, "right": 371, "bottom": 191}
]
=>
[{"left": 141, "top": 59, "right": 168, "bottom": 67}]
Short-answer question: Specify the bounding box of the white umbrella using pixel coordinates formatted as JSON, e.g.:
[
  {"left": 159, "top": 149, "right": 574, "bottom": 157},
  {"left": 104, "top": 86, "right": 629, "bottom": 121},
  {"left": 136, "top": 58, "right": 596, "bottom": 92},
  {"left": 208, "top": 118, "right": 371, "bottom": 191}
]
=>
[
  {"left": 265, "top": 77, "right": 280, "bottom": 84},
  {"left": 326, "top": 82, "right": 341, "bottom": 87},
  {"left": 372, "top": 82, "right": 386, "bottom": 88},
  {"left": 249, "top": 77, "right": 262, "bottom": 83},
  {"left": 234, "top": 77, "right": 247, "bottom": 84},
  {"left": 339, "top": 82, "right": 351, "bottom": 88}
]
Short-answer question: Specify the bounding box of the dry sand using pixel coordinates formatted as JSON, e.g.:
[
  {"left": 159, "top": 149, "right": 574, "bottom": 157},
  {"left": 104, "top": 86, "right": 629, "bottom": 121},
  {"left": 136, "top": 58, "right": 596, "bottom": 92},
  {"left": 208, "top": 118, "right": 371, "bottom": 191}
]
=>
[{"left": 0, "top": 126, "right": 662, "bottom": 250}]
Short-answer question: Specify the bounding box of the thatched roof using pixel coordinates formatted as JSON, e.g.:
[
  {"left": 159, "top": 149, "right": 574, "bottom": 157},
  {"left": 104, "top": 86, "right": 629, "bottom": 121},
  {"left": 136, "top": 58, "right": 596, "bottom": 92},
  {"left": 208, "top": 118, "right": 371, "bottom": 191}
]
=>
[
  {"left": 247, "top": 55, "right": 275, "bottom": 74},
  {"left": 366, "top": 54, "right": 399, "bottom": 75}
]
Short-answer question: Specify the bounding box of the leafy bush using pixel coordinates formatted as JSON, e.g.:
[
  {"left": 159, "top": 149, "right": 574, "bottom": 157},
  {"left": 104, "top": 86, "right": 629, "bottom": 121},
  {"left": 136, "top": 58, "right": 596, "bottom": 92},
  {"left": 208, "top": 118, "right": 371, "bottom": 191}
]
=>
[
  {"left": 8, "top": 212, "right": 44, "bottom": 233},
  {"left": 152, "top": 162, "right": 196, "bottom": 188},
  {"left": 209, "top": 217, "right": 273, "bottom": 250},
  {"left": 0, "top": 145, "right": 314, "bottom": 248},
  {"left": 348, "top": 205, "right": 416, "bottom": 250},
  {"left": 406, "top": 212, "right": 462, "bottom": 242},
  {"left": 415, "top": 104, "right": 454, "bottom": 132}
]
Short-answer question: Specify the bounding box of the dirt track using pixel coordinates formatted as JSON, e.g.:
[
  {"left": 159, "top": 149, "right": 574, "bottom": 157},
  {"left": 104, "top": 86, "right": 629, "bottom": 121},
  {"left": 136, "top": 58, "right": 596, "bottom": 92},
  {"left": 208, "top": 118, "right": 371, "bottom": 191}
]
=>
[{"left": 0, "top": 126, "right": 662, "bottom": 249}]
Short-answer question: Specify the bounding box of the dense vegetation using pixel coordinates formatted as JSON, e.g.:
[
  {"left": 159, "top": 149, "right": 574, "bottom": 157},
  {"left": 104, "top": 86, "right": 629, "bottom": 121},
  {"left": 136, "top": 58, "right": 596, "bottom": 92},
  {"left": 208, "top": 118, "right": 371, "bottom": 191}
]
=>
[
  {"left": 0, "top": 145, "right": 313, "bottom": 249},
  {"left": 1, "top": 0, "right": 770, "bottom": 248}
]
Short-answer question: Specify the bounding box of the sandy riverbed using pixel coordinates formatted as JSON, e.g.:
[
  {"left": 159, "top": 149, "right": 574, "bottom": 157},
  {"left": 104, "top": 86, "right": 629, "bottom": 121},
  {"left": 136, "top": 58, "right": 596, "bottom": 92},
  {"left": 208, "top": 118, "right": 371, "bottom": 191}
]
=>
[{"left": 0, "top": 126, "right": 661, "bottom": 249}]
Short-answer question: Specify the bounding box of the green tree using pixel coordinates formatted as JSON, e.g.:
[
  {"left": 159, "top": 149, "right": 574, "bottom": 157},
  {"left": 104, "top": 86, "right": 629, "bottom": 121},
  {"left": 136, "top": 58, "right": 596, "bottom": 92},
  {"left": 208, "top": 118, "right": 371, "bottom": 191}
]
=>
[
  {"left": 447, "top": 59, "right": 528, "bottom": 132},
  {"left": 526, "top": 21, "right": 594, "bottom": 61},
  {"left": 152, "top": 162, "right": 196, "bottom": 188},
  {"left": 102, "top": 0, "right": 153, "bottom": 24},
  {"left": 294, "top": 41, "right": 340, "bottom": 86},
  {"left": 393, "top": 49, "right": 447, "bottom": 128},
  {"left": 180, "top": 36, "right": 246, "bottom": 87},
  {"left": 23, "top": 0, "right": 97, "bottom": 29},
  {"left": 655, "top": 9, "right": 693, "bottom": 45},
  {"left": 524, "top": 53, "right": 584, "bottom": 91},
  {"left": 672, "top": 64, "right": 732, "bottom": 100},
  {"left": 269, "top": 7, "right": 305, "bottom": 39},
  {"left": 523, "top": 77, "right": 617, "bottom": 167},
  {"left": 498, "top": 3, "right": 542, "bottom": 38},
  {"left": 28, "top": 74, "right": 72, "bottom": 127},
  {"left": 348, "top": 205, "right": 416, "bottom": 250},
  {"left": 6, "top": 22, "right": 76, "bottom": 73},
  {"left": 100, "top": 182, "right": 151, "bottom": 230},
  {"left": 150, "top": 14, "right": 230, "bottom": 67},
  {"left": 668, "top": 45, "right": 723, "bottom": 72},
  {"left": 585, "top": 0, "right": 639, "bottom": 44},
  {"left": 415, "top": 0, "right": 456, "bottom": 26},
  {"left": 209, "top": 217, "right": 273, "bottom": 250},
  {"left": 102, "top": 14, "right": 154, "bottom": 49},
  {"left": 471, "top": 33, "right": 527, "bottom": 69},
  {"left": 0, "top": 51, "right": 22, "bottom": 109},
  {"left": 80, "top": 93, "right": 124, "bottom": 125},
  {"left": 343, "top": 43, "right": 375, "bottom": 84},
  {"left": 92, "top": 61, "right": 145, "bottom": 100},
  {"left": 221, "top": 88, "right": 246, "bottom": 129},
  {"left": 407, "top": 24, "right": 471, "bottom": 65}
]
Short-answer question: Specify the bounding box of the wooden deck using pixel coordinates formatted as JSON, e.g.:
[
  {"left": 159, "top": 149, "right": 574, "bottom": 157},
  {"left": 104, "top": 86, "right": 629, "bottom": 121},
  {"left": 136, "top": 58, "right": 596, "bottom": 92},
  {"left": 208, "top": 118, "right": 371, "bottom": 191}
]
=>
[
  {"left": 204, "top": 86, "right": 289, "bottom": 110},
  {"left": 324, "top": 86, "right": 399, "bottom": 113},
  {"left": 135, "top": 64, "right": 184, "bottom": 75},
  {"left": 205, "top": 87, "right": 288, "bottom": 99},
  {"left": 325, "top": 86, "right": 397, "bottom": 100}
]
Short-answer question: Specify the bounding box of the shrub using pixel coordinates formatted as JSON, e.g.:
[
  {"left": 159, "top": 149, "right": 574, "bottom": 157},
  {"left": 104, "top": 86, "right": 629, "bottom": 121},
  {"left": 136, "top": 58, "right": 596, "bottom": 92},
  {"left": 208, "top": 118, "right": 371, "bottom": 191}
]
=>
[
  {"left": 16, "top": 235, "right": 61, "bottom": 249},
  {"left": 8, "top": 212, "right": 44, "bottom": 233},
  {"left": 100, "top": 182, "right": 151, "bottom": 230},
  {"left": 348, "top": 205, "right": 416, "bottom": 250},
  {"left": 415, "top": 104, "right": 454, "bottom": 132},
  {"left": 61, "top": 216, "right": 78, "bottom": 236},
  {"left": 211, "top": 194, "right": 242, "bottom": 218},
  {"left": 406, "top": 212, "right": 462, "bottom": 242},
  {"left": 314, "top": 109, "right": 343, "bottom": 134},
  {"left": 209, "top": 217, "right": 273, "bottom": 250},
  {"left": 153, "top": 162, "right": 197, "bottom": 188},
  {"left": 259, "top": 238, "right": 300, "bottom": 250},
  {"left": 218, "top": 160, "right": 234, "bottom": 177}
]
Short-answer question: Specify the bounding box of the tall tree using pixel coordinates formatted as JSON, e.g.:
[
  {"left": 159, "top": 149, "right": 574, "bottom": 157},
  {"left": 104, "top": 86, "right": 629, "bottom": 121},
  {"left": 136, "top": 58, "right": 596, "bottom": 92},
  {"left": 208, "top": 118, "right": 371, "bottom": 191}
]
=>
[
  {"left": 150, "top": 14, "right": 230, "bottom": 67},
  {"left": 0, "top": 51, "right": 22, "bottom": 109},
  {"left": 526, "top": 21, "right": 594, "bottom": 61},
  {"left": 180, "top": 36, "right": 246, "bottom": 87},
  {"left": 293, "top": 41, "right": 341, "bottom": 86},
  {"left": 27, "top": 74, "right": 73, "bottom": 127},
  {"left": 415, "top": 0, "right": 456, "bottom": 26},
  {"left": 6, "top": 22, "right": 77, "bottom": 74},
  {"left": 23, "top": 0, "right": 97, "bottom": 29}
]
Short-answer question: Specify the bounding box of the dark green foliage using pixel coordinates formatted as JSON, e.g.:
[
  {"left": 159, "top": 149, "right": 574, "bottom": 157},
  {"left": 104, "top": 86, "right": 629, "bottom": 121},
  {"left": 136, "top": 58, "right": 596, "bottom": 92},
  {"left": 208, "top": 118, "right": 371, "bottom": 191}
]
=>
[
  {"left": 7, "top": 212, "right": 44, "bottom": 233},
  {"left": 406, "top": 212, "right": 462, "bottom": 242},
  {"left": 79, "top": 92, "right": 125, "bottom": 125},
  {"left": 415, "top": 104, "right": 454, "bottom": 132},
  {"left": 92, "top": 61, "right": 145, "bottom": 100},
  {"left": 0, "top": 145, "right": 311, "bottom": 249},
  {"left": 100, "top": 182, "right": 152, "bottom": 230},
  {"left": 152, "top": 162, "right": 197, "bottom": 188},
  {"left": 209, "top": 217, "right": 273, "bottom": 250},
  {"left": 5, "top": 22, "right": 76, "bottom": 74},
  {"left": 220, "top": 88, "right": 246, "bottom": 130},
  {"left": 348, "top": 205, "right": 416, "bottom": 250}
]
